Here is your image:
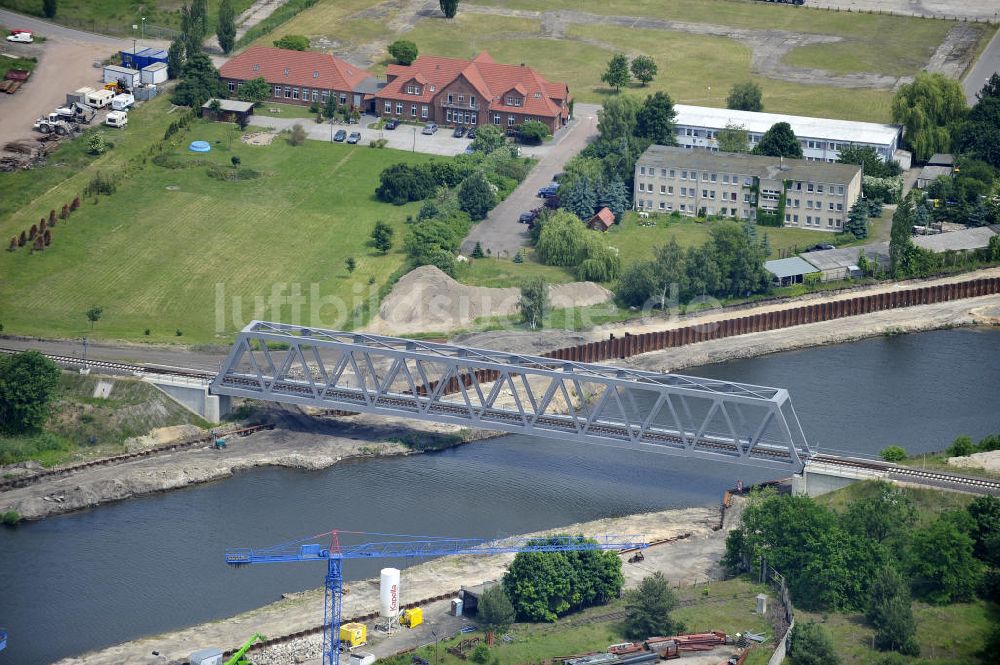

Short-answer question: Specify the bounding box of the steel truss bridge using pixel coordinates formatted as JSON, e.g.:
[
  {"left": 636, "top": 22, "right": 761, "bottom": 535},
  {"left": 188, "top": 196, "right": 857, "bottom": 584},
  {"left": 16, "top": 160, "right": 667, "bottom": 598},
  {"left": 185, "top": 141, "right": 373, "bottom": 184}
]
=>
[{"left": 211, "top": 322, "right": 813, "bottom": 470}]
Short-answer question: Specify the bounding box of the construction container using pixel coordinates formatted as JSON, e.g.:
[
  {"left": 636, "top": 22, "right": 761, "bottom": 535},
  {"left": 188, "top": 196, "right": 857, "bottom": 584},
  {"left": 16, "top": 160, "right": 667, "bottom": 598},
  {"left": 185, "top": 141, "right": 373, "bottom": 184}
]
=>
[
  {"left": 401, "top": 607, "right": 423, "bottom": 627},
  {"left": 380, "top": 568, "right": 400, "bottom": 618},
  {"left": 134, "top": 85, "right": 158, "bottom": 102},
  {"left": 340, "top": 623, "right": 367, "bottom": 648},
  {"left": 189, "top": 647, "right": 224, "bottom": 665},
  {"left": 67, "top": 87, "right": 95, "bottom": 105},
  {"left": 141, "top": 62, "right": 168, "bottom": 85},
  {"left": 350, "top": 652, "right": 376, "bottom": 665},
  {"left": 103, "top": 65, "right": 141, "bottom": 90},
  {"left": 450, "top": 598, "right": 463, "bottom": 617},
  {"left": 121, "top": 46, "right": 168, "bottom": 70}
]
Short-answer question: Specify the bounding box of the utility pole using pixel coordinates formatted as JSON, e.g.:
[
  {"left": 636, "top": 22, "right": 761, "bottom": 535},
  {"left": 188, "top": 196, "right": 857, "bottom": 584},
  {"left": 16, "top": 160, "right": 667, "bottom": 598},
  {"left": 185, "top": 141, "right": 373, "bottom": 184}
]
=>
[
  {"left": 141, "top": 16, "right": 146, "bottom": 42},
  {"left": 412, "top": 126, "right": 416, "bottom": 152}
]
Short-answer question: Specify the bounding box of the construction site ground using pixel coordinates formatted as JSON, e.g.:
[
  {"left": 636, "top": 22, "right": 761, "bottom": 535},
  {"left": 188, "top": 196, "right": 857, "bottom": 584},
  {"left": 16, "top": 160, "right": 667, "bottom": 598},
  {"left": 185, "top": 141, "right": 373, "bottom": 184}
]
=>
[{"left": 54, "top": 502, "right": 740, "bottom": 665}]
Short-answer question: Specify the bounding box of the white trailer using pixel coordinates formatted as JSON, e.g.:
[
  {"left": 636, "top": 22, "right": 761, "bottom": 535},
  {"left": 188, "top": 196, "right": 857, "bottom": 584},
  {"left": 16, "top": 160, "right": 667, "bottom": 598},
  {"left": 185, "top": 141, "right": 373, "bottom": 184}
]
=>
[
  {"left": 66, "top": 87, "right": 95, "bottom": 106},
  {"left": 85, "top": 89, "right": 114, "bottom": 109},
  {"left": 105, "top": 111, "right": 128, "bottom": 128},
  {"left": 111, "top": 93, "right": 134, "bottom": 111}
]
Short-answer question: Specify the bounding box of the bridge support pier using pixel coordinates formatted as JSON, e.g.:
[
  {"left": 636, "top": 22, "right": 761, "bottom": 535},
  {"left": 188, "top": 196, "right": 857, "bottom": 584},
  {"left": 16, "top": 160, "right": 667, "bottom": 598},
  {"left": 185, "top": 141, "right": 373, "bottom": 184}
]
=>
[
  {"left": 792, "top": 461, "right": 887, "bottom": 497},
  {"left": 144, "top": 376, "right": 231, "bottom": 422}
]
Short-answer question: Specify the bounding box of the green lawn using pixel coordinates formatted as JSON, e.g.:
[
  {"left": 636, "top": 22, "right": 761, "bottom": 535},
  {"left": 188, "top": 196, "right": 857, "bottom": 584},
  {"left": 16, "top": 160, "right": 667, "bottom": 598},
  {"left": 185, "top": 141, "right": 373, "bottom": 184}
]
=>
[
  {"left": 457, "top": 249, "right": 575, "bottom": 287},
  {"left": 0, "top": 0, "right": 255, "bottom": 35},
  {"left": 0, "top": 118, "right": 436, "bottom": 343},
  {"left": 256, "top": 101, "right": 321, "bottom": 119},
  {"left": 815, "top": 480, "right": 975, "bottom": 527}
]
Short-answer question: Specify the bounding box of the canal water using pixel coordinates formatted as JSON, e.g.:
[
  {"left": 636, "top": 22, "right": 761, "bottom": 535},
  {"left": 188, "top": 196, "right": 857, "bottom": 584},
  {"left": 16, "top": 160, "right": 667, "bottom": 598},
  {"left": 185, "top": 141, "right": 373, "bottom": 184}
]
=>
[{"left": 1, "top": 328, "right": 998, "bottom": 664}]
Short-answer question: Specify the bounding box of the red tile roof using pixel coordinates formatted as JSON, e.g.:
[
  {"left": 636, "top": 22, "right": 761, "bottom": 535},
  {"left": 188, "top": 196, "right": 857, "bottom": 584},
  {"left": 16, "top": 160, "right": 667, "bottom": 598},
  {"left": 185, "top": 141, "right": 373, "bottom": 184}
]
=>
[
  {"left": 378, "top": 51, "right": 569, "bottom": 119},
  {"left": 219, "top": 46, "right": 372, "bottom": 92},
  {"left": 588, "top": 207, "right": 615, "bottom": 230}
]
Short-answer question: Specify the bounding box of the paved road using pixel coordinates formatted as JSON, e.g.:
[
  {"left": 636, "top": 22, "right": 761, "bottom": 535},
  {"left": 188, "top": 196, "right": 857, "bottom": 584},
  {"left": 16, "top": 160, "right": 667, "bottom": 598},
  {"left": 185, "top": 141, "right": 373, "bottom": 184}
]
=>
[
  {"left": 460, "top": 103, "right": 601, "bottom": 257},
  {"left": 963, "top": 21, "right": 1000, "bottom": 104}
]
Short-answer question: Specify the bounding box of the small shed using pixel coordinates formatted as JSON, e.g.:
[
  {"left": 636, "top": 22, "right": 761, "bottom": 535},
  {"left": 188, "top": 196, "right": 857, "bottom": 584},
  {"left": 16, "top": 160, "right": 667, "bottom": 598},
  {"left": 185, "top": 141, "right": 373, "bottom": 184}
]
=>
[
  {"left": 927, "top": 153, "right": 955, "bottom": 167},
  {"left": 103, "top": 64, "right": 141, "bottom": 89},
  {"left": 587, "top": 207, "right": 615, "bottom": 231},
  {"left": 916, "top": 165, "right": 952, "bottom": 189},
  {"left": 764, "top": 257, "right": 821, "bottom": 287},
  {"left": 201, "top": 98, "right": 254, "bottom": 124},
  {"left": 141, "top": 62, "right": 168, "bottom": 85}
]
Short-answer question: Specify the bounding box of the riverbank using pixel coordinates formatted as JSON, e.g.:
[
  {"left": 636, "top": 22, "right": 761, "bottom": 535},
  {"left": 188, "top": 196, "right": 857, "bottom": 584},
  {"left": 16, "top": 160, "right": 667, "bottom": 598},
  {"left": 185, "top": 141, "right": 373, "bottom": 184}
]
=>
[
  {"left": 54, "top": 502, "right": 734, "bottom": 665},
  {"left": 0, "top": 407, "right": 495, "bottom": 522}
]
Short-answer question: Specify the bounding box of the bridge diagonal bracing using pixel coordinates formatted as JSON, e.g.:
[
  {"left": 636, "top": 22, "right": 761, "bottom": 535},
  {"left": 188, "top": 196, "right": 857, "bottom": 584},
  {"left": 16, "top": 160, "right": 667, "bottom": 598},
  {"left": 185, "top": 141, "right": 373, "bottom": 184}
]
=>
[{"left": 211, "top": 322, "right": 812, "bottom": 470}]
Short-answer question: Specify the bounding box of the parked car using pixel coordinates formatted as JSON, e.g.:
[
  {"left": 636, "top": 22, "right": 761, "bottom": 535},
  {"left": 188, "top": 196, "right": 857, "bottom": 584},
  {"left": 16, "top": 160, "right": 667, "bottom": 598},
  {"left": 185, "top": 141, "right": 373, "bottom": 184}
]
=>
[
  {"left": 466, "top": 128, "right": 477, "bottom": 139},
  {"left": 463, "top": 145, "right": 475, "bottom": 155},
  {"left": 518, "top": 208, "right": 541, "bottom": 224},
  {"left": 537, "top": 183, "right": 559, "bottom": 198},
  {"left": 806, "top": 243, "right": 835, "bottom": 252},
  {"left": 6, "top": 31, "right": 33, "bottom": 43},
  {"left": 384, "top": 119, "right": 398, "bottom": 130},
  {"left": 333, "top": 129, "right": 347, "bottom": 142},
  {"left": 347, "top": 131, "right": 361, "bottom": 144},
  {"left": 452, "top": 125, "right": 466, "bottom": 138},
  {"left": 422, "top": 123, "right": 438, "bottom": 135}
]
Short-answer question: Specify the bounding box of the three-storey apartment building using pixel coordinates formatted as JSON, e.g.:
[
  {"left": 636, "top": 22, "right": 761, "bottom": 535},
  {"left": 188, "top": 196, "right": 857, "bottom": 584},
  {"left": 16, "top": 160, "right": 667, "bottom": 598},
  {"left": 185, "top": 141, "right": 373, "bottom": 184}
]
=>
[{"left": 634, "top": 146, "right": 862, "bottom": 233}]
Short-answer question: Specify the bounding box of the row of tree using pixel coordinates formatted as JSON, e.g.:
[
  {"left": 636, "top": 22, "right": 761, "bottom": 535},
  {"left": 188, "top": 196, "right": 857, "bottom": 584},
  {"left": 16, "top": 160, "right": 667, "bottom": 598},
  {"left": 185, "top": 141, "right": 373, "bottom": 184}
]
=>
[{"left": 724, "top": 483, "right": 1000, "bottom": 658}]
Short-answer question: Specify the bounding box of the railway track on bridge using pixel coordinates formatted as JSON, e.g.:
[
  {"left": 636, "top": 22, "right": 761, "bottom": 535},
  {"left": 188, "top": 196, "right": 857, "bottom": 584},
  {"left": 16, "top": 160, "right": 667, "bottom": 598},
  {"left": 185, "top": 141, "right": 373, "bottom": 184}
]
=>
[{"left": 811, "top": 454, "right": 1000, "bottom": 495}]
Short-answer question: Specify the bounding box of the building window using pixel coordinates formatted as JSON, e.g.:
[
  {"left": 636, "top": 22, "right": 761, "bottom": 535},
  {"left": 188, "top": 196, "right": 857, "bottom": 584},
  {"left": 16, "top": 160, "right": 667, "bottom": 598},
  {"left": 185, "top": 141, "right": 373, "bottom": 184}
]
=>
[
  {"left": 470, "top": 95, "right": 476, "bottom": 108},
  {"left": 340, "top": 93, "right": 347, "bottom": 105},
  {"left": 793, "top": 214, "right": 799, "bottom": 223},
  {"left": 660, "top": 201, "right": 666, "bottom": 209},
  {"left": 817, "top": 184, "right": 824, "bottom": 193},
  {"left": 284, "top": 87, "right": 291, "bottom": 99},
  {"left": 723, "top": 174, "right": 730, "bottom": 184},
  {"left": 274, "top": 85, "right": 281, "bottom": 97},
  {"left": 660, "top": 169, "right": 667, "bottom": 177},
  {"left": 312, "top": 90, "right": 319, "bottom": 102},
  {"left": 447, "top": 93, "right": 453, "bottom": 104},
  {"left": 292, "top": 87, "right": 300, "bottom": 100},
  {"left": 508, "top": 116, "right": 516, "bottom": 127},
  {"left": 829, "top": 202, "right": 834, "bottom": 210},
  {"left": 785, "top": 214, "right": 791, "bottom": 222},
  {"left": 252, "top": 64, "right": 260, "bottom": 72},
  {"left": 493, "top": 114, "right": 501, "bottom": 124},
  {"left": 227, "top": 81, "right": 235, "bottom": 92},
  {"left": 838, "top": 185, "right": 844, "bottom": 195},
  {"left": 836, "top": 203, "right": 843, "bottom": 211},
  {"left": 322, "top": 90, "right": 329, "bottom": 102},
  {"left": 396, "top": 103, "right": 403, "bottom": 114},
  {"left": 691, "top": 171, "right": 699, "bottom": 180},
  {"left": 668, "top": 186, "right": 674, "bottom": 194},
  {"left": 471, "top": 114, "right": 477, "bottom": 125},
  {"left": 638, "top": 183, "right": 645, "bottom": 192},
  {"left": 421, "top": 105, "right": 428, "bottom": 118},
  {"left": 660, "top": 185, "right": 666, "bottom": 194},
  {"left": 807, "top": 183, "right": 814, "bottom": 192},
  {"left": 702, "top": 172, "right": 709, "bottom": 181},
  {"left": 640, "top": 166, "right": 646, "bottom": 175},
  {"left": 681, "top": 171, "right": 687, "bottom": 180},
  {"left": 385, "top": 101, "right": 392, "bottom": 113},
  {"left": 669, "top": 169, "right": 675, "bottom": 178},
  {"left": 446, "top": 110, "right": 452, "bottom": 122},
  {"left": 411, "top": 104, "right": 417, "bottom": 116}
]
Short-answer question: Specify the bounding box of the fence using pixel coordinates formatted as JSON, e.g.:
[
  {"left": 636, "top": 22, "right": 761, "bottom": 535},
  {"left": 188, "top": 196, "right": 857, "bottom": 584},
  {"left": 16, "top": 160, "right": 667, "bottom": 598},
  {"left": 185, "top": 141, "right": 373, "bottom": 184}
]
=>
[{"left": 805, "top": 3, "right": 998, "bottom": 24}]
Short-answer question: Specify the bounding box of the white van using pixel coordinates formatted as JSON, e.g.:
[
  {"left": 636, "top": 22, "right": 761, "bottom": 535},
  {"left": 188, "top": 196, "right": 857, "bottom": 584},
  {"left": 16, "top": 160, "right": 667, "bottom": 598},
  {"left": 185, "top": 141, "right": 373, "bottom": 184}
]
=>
[
  {"left": 105, "top": 111, "right": 128, "bottom": 128},
  {"left": 111, "top": 93, "right": 134, "bottom": 111},
  {"left": 85, "top": 89, "right": 114, "bottom": 109}
]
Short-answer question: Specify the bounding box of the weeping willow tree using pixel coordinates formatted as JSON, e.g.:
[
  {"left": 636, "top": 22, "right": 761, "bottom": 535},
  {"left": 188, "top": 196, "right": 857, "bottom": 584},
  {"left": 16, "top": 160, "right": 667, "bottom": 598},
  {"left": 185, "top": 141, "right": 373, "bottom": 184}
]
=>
[{"left": 891, "top": 72, "right": 967, "bottom": 163}]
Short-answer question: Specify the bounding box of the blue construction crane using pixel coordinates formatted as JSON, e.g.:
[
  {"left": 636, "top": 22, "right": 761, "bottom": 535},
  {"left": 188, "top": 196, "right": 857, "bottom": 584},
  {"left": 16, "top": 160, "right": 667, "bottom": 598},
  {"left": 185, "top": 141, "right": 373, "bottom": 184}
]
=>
[{"left": 226, "top": 531, "right": 648, "bottom": 665}]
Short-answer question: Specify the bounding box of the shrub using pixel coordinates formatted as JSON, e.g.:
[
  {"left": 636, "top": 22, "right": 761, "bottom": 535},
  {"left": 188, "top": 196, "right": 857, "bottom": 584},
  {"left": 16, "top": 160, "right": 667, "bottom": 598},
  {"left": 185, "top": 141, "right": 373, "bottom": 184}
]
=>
[
  {"left": 519, "top": 120, "right": 551, "bottom": 145},
  {"left": 288, "top": 123, "right": 307, "bottom": 146},
  {"left": 71, "top": 196, "right": 80, "bottom": 211},
  {"left": 84, "top": 172, "right": 117, "bottom": 197},
  {"left": 273, "top": 34, "right": 310, "bottom": 51},
  {"left": 470, "top": 643, "right": 490, "bottom": 664},
  {"left": 879, "top": 446, "right": 907, "bottom": 462},
  {"left": 60, "top": 204, "right": 69, "bottom": 219},
  {"left": 369, "top": 138, "right": 388, "bottom": 149},
  {"left": 2, "top": 511, "right": 20, "bottom": 526},
  {"left": 88, "top": 132, "right": 109, "bottom": 155},
  {"left": 946, "top": 435, "right": 976, "bottom": 457}
]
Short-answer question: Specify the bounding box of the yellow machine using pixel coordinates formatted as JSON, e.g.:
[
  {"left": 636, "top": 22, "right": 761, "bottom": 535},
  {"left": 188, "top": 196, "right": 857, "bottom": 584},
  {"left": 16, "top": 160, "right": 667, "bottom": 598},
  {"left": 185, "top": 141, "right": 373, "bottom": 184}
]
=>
[
  {"left": 340, "top": 623, "right": 367, "bottom": 648},
  {"left": 401, "top": 608, "right": 423, "bottom": 628}
]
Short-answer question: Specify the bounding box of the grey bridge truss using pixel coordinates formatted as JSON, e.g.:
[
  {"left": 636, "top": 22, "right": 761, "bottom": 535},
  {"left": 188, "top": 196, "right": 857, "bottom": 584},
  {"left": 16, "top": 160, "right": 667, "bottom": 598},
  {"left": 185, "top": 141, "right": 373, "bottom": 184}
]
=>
[{"left": 211, "top": 321, "right": 813, "bottom": 470}]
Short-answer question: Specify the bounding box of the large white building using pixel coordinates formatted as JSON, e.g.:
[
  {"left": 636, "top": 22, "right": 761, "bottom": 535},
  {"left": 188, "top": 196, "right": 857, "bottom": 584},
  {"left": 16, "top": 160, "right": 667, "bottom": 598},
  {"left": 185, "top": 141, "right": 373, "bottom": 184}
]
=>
[{"left": 672, "top": 105, "right": 908, "bottom": 167}]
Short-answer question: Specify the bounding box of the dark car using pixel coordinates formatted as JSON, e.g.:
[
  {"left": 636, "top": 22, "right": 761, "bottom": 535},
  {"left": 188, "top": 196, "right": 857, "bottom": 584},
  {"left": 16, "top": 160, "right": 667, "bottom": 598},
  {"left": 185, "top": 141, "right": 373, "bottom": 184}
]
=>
[
  {"left": 422, "top": 122, "right": 438, "bottom": 135},
  {"left": 384, "top": 119, "right": 399, "bottom": 130},
  {"left": 537, "top": 183, "right": 559, "bottom": 198},
  {"left": 806, "top": 243, "right": 835, "bottom": 252},
  {"left": 466, "top": 128, "right": 477, "bottom": 139},
  {"left": 347, "top": 131, "right": 361, "bottom": 144},
  {"left": 453, "top": 125, "right": 466, "bottom": 138},
  {"left": 333, "top": 129, "right": 347, "bottom": 142},
  {"left": 518, "top": 211, "right": 535, "bottom": 224}
]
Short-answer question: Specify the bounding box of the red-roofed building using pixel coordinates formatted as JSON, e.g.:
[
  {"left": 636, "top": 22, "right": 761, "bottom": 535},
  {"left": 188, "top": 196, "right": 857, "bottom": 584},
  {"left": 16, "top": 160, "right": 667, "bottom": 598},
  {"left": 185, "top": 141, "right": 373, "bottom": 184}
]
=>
[
  {"left": 374, "top": 51, "right": 571, "bottom": 133},
  {"left": 219, "top": 46, "right": 377, "bottom": 110},
  {"left": 587, "top": 207, "right": 615, "bottom": 232}
]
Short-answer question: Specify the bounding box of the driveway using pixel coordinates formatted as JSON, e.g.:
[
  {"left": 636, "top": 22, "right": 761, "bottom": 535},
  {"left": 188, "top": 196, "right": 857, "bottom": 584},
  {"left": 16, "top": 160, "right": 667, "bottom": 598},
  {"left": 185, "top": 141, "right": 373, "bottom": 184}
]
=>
[{"left": 460, "top": 102, "right": 601, "bottom": 257}]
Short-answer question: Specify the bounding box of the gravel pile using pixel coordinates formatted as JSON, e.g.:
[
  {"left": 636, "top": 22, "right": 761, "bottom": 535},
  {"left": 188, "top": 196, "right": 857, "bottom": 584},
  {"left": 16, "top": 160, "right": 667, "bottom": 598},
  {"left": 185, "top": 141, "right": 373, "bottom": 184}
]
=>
[{"left": 251, "top": 633, "right": 323, "bottom": 665}]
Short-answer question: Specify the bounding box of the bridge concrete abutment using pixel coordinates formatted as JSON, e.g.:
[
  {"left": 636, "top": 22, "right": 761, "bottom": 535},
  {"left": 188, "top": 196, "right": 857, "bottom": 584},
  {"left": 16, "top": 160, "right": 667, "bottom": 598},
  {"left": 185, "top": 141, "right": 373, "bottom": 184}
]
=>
[
  {"left": 792, "top": 461, "right": 887, "bottom": 497},
  {"left": 143, "top": 375, "right": 231, "bottom": 422}
]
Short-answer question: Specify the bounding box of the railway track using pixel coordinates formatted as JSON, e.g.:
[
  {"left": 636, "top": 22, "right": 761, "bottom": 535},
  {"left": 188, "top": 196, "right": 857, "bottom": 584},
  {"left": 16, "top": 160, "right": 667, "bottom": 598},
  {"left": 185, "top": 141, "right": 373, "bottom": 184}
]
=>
[
  {"left": 0, "top": 346, "right": 215, "bottom": 380},
  {"left": 0, "top": 424, "right": 274, "bottom": 492},
  {"left": 811, "top": 454, "right": 1000, "bottom": 494}
]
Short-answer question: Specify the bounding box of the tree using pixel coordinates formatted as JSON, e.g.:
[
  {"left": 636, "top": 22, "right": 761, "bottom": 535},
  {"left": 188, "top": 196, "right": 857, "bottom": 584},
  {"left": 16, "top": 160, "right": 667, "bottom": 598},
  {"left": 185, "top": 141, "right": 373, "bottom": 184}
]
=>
[
  {"left": 167, "top": 37, "right": 185, "bottom": 79},
  {"left": 601, "top": 54, "right": 631, "bottom": 92},
  {"left": 287, "top": 123, "right": 307, "bottom": 146},
  {"left": 345, "top": 257, "right": 357, "bottom": 274},
  {"left": 191, "top": 0, "right": 209, "bottom": 36},
  {"left": 518, "top": 278, "right": 548, "bottom": 329},
  {"left": 536, "top": 210, "right": 590, "bottom": 266},
  {"left": 596, "top": 178, "right": 629, "bottom": 221},
  {"left": 478, "top": 584, "right": 516, "bottom": 635},
  {"left": 217, "top": 0, "right": 237, "bottom": 55},
  {"left": 966, "top": 496, "right": 1000, "bottom": 565},
  {"left": 88, "top": 133, "right": 108, "bottom": 156},
  {"left": 471, "top": 241, "right": 485, "bottom": 259},
  {"left": 324, "top": 94, "right": 337, "bottom": 120},
  {"left": 561, "top": 175, "right": 598, "bottom": 220},
  {"left": 842, "top": 482, "right": 915, "bottom": 544},
  {"left": 838, "top": 145, "right": 901, "bottom": 179},
  {"left": 844, "top": 197, "right": 869, "bottom": 239},
  {"left": 388, "top": 40, "right": 418, "bottom": 65},
  {"left": 634, "top": 91, "right": 678, "bottom": 145},
  {"left": 273, "top": 35, "right": 310, "bottom": 51},
  {"left": 371, "top": 220, "right": 395, "bottom": 254},
  {"left": 376, "top": 163, "right": 437, "bottom": 205},
  {"left": 752, "top": 122, "right": 803, "bottom": 158},
  {"left": 0, "top": 351, "right": 60, "bottom": 435},
  {"left": 879, "top": 446, "right": 907, "bottom": 462},
  {"left": 519, "top": 120, "right": 551, "bottom": 145},
  {"left": 726, "top": 81, "right": 763, "bottom": 112},
  {"left": 907, "top": 512, "right": 984, "bottom": 604},
  {"left": 597, "top": 95, "right": 641, "bottom": 142},
  {"left": 439, "top": 0, "right": 459, "bottom": 18},
  {"left": 171, "top": 53, "right": 222, "bottom": 108},
  {"left": 458, "top": 173, "right": 494, "bottom": 221},
  {"left": 86, "top": 305, "right": 104, "bottom": 329},
  {"left": 787, "top": 622, "right": 839, "bottom": 665},
  {"left": 238, "top": 77, "right": 270, "bottom": 106},
  {"left": 717, "top": 122, "right": 749, "bottom": 153},
  {"left": 42, "top": 0, "right": 57, "bottom": 18},
  {"left": 889, "top": 197, "right": 915, "bottom": 276},
  {"left": 181, "top": 3, "right": 204, "bottom": 60},
  {"left": 891, "top": 72, "right": 967, "bottom": 163},
  {"left": 623, "top": 572, "right": 683, "bottom": 640},
  {"left": 630, "top": 55, "right": 657, "bottom": 86},
  {"left": 471, "top": 124, "right": 506, "bottom": 154}
]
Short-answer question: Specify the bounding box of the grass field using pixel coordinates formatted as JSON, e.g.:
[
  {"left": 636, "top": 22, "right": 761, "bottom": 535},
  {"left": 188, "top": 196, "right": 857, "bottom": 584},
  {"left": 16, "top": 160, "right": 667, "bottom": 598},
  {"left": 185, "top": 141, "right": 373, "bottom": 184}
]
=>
[
  {"left": 0, "top": 0, "right": 255, "bottom": 34},
  {"left": 0, "top": 118, "right": 435, "bottom": 343}
]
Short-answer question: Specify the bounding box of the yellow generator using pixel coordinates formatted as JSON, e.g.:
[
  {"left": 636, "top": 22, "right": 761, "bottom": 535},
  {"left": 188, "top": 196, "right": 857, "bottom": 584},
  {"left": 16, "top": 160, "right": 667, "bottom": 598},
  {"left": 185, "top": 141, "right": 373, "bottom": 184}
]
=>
[
  {"left": 401, "top": 608, "right": 423, "bottom": 628},
  {"left": 340, "top": 623, "right": 367, "bottom": 649}
]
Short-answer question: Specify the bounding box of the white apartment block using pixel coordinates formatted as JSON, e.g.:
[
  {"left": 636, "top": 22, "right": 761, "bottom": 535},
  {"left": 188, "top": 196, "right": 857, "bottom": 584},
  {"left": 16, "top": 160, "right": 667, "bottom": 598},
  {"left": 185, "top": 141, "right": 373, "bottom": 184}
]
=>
[
  {"left": 673, "top": 104, "right": 907, "bottom": 167},
  {"left": 634, "top": 145, "right": 863, "bottom": 233}
]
